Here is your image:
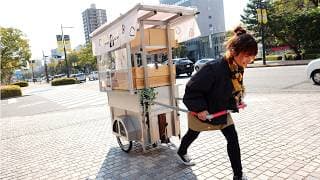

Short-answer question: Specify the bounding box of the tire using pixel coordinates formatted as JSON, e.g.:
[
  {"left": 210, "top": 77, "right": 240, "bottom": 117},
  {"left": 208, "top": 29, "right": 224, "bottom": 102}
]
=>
[
  {"left": 116, "top": 136, "right": 132, "bottom": 153},
  {"left": 311, "top": 70, "right": 320, "bottom": 85},
  {"left": 115, "top": 120, "right": 133, "bottom": 153},
  {"left": 187, "top": 72, "right": 192, "bottom": 77}
]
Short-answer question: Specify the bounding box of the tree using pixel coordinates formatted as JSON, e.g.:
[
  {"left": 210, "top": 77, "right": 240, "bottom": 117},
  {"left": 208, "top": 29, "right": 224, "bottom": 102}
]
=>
[
  {"left": 241, "top": 0, "right": 320, "bottom": 57},
  {"left": 77, "top": 43, "right": 96, "bottom": 73},
  {"left": 268, "top": 0, "right": 320, "bottom": 55},
  {"left": 241, "top": 0, "right": 260, "bottom": 36},
  {"left": 173, "top": 44, "right": 187, "bottom": 58},
  {"left": 1, "top": 27, "right": 31, "bottom": 84}
]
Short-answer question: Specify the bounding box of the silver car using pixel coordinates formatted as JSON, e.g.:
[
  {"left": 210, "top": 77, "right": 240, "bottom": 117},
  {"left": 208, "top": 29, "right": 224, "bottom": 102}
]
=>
[{"left": 194, "top": 58, "right": 215, "bottom": 71}]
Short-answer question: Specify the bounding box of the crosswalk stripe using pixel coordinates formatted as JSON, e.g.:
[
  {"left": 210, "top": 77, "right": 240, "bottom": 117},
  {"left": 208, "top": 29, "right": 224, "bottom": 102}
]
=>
[{"left": 37, "top": 88, "right": 107, "bottom": 108}]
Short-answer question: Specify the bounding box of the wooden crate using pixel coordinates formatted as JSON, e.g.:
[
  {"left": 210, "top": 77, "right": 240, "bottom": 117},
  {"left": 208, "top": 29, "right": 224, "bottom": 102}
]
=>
[{"left": 110, "top": 65, "right": 176, "bottom": 90}]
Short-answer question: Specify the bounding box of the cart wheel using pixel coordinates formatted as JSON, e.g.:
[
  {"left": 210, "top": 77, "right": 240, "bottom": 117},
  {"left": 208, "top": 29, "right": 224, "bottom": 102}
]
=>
[{"left": 116, "top": 136, "right": 132, "bottom": 153}]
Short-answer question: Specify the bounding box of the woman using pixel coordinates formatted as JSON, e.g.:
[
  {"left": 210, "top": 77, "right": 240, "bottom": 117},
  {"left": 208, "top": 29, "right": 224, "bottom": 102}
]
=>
[{"left": 177, "top": 26, "right": 257, "bottom": 180}]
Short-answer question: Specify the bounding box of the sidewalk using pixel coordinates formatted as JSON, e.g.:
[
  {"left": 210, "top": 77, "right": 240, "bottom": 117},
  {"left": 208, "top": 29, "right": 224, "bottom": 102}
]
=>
[{"left": 248, "top": 60, "right": 312, "bottom": 68}]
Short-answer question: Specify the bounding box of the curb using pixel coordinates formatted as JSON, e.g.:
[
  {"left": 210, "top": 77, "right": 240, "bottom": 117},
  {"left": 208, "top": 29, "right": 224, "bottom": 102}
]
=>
[{"left": 247, "top": 60, "right": 312, "bottom": 68}]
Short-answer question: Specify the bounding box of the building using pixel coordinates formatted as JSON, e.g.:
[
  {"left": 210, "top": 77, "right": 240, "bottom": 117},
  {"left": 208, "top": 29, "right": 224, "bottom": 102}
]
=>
[
  {"left": 82, "top": 4, "right": 107, "bottom": 43},
  {"left": 51, "top": 48, "right": 63, "bottom": 60},
  {"left": 160, "top": 0, "right": 226, "bottom": 60},
  {"left": 160, "top": 0, "right": 225, "bottom": 36}
]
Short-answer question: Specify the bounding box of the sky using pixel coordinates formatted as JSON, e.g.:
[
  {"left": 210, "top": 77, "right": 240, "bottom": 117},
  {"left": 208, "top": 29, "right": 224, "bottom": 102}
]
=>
[{"left": 0, "top": 0, "right": 248, "bottom": 59}]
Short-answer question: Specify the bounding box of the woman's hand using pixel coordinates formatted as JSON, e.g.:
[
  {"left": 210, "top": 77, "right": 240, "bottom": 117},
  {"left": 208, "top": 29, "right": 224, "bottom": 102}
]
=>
[{"left": 197, "top": 110, "right": 209, "bottom": 121}]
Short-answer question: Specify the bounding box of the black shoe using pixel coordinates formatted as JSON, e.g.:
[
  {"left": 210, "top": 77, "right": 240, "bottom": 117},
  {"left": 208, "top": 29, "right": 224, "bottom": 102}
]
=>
[
  {"left": 233, "top": 174, "right": 248, "bottom": 180},
  {"left": 176, "top": 152, "right": 195, "bottom": 166}
]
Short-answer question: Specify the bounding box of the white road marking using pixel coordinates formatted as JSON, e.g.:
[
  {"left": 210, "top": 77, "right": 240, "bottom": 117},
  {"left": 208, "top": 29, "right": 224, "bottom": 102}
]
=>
[
  {"left": 18, "top": 101, "right": 47, "bottom": 108},
  {"left": 8, "top": 98, "right": 17, "bottom": 104}
]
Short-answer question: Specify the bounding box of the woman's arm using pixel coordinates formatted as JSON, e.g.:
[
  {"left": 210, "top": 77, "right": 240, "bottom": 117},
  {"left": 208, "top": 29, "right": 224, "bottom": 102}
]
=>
[{"left": 183, "top": 64, "right": 216, "bottom": 112}]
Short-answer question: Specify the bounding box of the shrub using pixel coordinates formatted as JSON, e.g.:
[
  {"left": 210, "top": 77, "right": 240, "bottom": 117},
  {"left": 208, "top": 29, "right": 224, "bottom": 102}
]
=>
[
  {"left": 51, "top": 78, "right": 77, "bottom": 86},
  {"left": 304, "top": 53, "right": 320, "bottom": 60},
  {"left": 284, "top": 54, "right": 296, "bottom": 60},
  {"left": 266, "top": 55, "right": 282, "bottom": 61},
  {"left": 11, "top": 81, "right": 28, "bottom": 87},
  {"left": 0, "top": 85, "right": 22, "bottom": 99}
]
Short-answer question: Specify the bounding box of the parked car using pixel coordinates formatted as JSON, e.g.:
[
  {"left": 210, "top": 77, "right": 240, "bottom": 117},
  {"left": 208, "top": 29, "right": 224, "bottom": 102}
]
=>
[
  {"left": 89, "top": 71, "right": 99, "bottom": 81},
  {"left": 163, "top": 58, "right": 194, "bottom": 77},
  {"left": 194, "top": 58, "right": 215, "bottom": 71},
  {"left": 71, "top": 73, "right": 86, "bottom": 82},
  {"left": 306, "top": 58, "right": 320, "bottom": 85},
  {"left": 53, "top": 74, "right": 66, "bottom": 79}
]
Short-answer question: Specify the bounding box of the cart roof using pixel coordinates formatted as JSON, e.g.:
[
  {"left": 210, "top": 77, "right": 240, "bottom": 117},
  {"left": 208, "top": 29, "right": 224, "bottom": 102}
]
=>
[{"left": 91, "top": 3, "right": 201, "bottom": 56}]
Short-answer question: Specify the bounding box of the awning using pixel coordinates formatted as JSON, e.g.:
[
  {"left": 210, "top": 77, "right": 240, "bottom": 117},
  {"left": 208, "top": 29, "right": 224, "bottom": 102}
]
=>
[{"left": 90, "top": 3, "right": 201, "bottom": 56}]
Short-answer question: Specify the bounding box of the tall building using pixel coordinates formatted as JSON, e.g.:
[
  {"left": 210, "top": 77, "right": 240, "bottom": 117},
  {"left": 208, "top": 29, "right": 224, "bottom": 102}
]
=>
[
  {"left": 160, "top": 0, "right": 226, "bottom": 60},
  {"left": 160, "top": 0, "right": 225, "bottom": 36},
  {"left": 82, "top": 4, "right": 107, "bottom": 43}
]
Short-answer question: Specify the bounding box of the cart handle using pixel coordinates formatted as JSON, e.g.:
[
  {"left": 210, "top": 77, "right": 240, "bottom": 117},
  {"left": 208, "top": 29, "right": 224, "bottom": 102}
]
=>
[{"left": 190, "top": 103, "right": 247, "bottom": 121}]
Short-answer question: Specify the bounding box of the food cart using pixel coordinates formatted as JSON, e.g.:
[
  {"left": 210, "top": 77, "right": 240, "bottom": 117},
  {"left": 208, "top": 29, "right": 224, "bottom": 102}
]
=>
[{"left": 91, "top": 3, "right": 200, "bottom": 152}]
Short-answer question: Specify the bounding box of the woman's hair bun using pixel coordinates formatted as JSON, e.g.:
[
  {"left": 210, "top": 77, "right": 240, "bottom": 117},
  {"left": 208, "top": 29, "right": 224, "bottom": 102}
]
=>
[{"left": 234, "top": 26, "right": 246, "bottom": 36}]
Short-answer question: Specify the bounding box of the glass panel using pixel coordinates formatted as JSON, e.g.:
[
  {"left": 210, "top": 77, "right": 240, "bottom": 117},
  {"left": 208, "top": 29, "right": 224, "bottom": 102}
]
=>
[{"left": 97, "top": 47, "right": 131, "bottom": 91}]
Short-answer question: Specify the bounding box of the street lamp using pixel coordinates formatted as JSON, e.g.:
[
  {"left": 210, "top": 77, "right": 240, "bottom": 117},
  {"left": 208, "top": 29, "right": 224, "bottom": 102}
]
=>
[
  {"left": 257, "top": 0, "right": 268, "bottom": 65},
  {"left": 60, "top": 24, "right": 74, "bottom": 77}
]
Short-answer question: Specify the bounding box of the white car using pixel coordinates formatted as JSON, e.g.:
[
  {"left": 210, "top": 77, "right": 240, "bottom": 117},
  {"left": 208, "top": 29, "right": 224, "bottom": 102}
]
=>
[
  {"left": 306, "top": 58, "right": 320, "bottom": 85},
  {"left": 89, "top": 71, "right": 99, "bottom": 81},
  {"left": 71, "top": 73, "right": 86, "bottom": 83},
  {"left": 194, "top": 58, "right": 215, "bottom": 71}
]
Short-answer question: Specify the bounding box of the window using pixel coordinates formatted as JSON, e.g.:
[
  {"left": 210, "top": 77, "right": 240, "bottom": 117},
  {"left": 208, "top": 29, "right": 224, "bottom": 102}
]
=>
[
  {"left": 209, "top": 24, "right": 213, "bottom": 28},
  {"left": 208, "top": 16, "right": 212, "bottom": 19}
]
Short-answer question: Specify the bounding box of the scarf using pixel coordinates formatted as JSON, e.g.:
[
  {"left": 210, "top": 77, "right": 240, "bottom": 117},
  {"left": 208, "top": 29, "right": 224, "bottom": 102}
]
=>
[{"left": 227, "top": 59, "right": 245, "bottom": 105}]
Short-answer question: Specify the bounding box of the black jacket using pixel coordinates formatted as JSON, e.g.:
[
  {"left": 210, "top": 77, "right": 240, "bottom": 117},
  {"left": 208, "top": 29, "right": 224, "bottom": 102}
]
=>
[{"left": 183, "top": 58, "right": 238, "bottom": 125}]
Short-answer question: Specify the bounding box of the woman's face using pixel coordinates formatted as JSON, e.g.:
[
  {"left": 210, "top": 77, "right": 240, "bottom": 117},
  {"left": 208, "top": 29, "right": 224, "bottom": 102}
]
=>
[{"left": 234, "top": 52, "right": 255, "bottom": 68}]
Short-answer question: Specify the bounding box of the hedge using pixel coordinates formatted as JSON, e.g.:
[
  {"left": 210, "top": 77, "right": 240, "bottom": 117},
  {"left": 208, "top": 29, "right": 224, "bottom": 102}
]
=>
[
  {"left": 51, "top": 78, "right": 78, "bottom": 86},
  {"left": 1, "top": 85, "right": 22, "bottom": 99},
  {"left": 11, "top": 81, "right": 29, "bottom": 87},
  {"left": 304, "top": 53, "right": 320, "bottom": 60},
  {"left": 266, "top": 55, "right": 282, "bottom": 61}
]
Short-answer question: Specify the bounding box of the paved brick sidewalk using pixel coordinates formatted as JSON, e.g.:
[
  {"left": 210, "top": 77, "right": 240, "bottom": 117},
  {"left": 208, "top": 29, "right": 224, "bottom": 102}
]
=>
[{"left": 1, "top": 92, "right": 320, "bottom": 179}]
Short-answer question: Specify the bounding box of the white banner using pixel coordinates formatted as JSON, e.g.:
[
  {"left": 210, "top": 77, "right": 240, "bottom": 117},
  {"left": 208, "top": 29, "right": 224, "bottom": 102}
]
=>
[{"left": 92, "top": 8, "right": 139, "bottom": 56}]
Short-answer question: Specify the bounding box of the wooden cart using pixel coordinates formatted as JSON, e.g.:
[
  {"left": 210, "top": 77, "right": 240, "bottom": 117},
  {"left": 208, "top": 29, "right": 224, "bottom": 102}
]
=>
[{"left": 91, "top": 3, "right": 200, "bottom": 152}]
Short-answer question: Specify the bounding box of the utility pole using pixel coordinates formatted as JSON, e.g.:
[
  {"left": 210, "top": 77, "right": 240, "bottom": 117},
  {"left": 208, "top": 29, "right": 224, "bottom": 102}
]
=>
[
  {"left": 42, "top": 51, "right": 49, "bottom": 83},
  {"left": 61, "top": 24, "right": 69, "bottom": 77},
  {"left": 30, "top": 60, "right": 35, "bottom": 83},
  {"left": 60, "top": 25, "right": 74, "bottom": 78}
]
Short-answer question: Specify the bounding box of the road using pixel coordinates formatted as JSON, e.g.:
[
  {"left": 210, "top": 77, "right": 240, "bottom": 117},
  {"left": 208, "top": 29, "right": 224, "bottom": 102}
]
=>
[{"left": 1, "top": 65, "right": 320, "bottom": 180}]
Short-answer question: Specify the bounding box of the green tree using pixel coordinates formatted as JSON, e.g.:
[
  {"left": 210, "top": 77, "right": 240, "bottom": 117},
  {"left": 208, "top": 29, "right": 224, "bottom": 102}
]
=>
[
  {"left": 74, "top": 43, "right": 96, "bottom": 73},
  {"left": 173, "top": 44, "right": 187, "bottom": 58},
  {"left": 241, "top": 0, "right": 320, "bottom": 57},
  {"left": 1, "top": 27, "right": 31, "bottom": 84},
  {"left": 241, "top": 0, "right": 260, "bottom": 36}
]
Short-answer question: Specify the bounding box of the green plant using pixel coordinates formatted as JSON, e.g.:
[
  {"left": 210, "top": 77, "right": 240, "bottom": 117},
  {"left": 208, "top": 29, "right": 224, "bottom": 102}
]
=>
[
  {"left": 285, "top": 53, "right": 296, "bottom": 60},
  {"left": 304, "top": 53, "right": 320, "bottom": 60},
  {"left": 138, "top": 88, "right": 158, "bottom": 106},
  {"left": 266, "top": 55, "right": 282, "bottom": 61},
  {"left": 51, "top": 78, "right": 77, "bottom": 86},
  {"left": 11, "top": 81, "right": 28, "bottom": 87},
  {"left": 0, "top": 85, "right": 22, "bottom": 99}
]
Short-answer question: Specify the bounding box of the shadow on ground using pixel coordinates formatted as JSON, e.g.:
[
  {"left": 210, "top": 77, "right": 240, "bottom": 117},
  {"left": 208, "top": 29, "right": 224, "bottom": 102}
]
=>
[{"left": 92, "top": 143, "right": 197, "bottom": 179}]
